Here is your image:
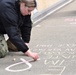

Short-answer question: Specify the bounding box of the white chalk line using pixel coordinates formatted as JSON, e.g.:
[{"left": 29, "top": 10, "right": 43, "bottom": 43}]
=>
[{"left": 5, "top": 58, "right": 32, "bottom": 72}]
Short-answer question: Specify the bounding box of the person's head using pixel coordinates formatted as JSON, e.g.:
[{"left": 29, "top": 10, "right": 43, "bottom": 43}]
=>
[{"left": 19, "top": 0, "right": 37, "bottom": 16}]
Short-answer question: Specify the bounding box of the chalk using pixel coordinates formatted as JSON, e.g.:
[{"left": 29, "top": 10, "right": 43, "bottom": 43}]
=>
[{"left": 13, "top": 58, "right": 16, "bottom": 61}]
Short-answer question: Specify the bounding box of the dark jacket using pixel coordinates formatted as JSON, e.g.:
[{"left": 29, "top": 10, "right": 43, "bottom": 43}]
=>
[{"left": 0, "top": 0, "right": 32, "bottom": 52}]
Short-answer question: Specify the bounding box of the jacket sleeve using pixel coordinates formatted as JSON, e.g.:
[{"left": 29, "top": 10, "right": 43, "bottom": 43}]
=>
[
  {"left": 0, "top": 3, "right": 29, "bottom": 53},
  {"left": 20, "top": 15, "right": 32, "bottom": 43}
]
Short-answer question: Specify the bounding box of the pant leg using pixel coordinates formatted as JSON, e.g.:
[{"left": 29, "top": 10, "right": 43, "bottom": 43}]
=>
[
  {"left": 6, "top": 39, "right": 18, "bottom": 52},
  {"left": 0, "top": 34, "right": 8, "bottom": 58}
]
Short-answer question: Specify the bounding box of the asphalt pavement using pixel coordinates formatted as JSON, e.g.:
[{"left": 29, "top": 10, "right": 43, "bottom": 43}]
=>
[{"left": 0, "top": 0, "right": 76, "bottom": 75}]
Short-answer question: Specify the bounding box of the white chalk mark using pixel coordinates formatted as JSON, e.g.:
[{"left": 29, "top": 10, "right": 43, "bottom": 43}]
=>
[
  {"left": 5, "top": 58, "right": 32, "bottom": 72},
  {"left": 48, "top": 66, "right": 66, "bottom": 75},
  {"left": 44, "top": 60, "right": 51, "bottom": 65},
  {"left": 52, "top": 60, "right": 60, "bottom": 65},
  {"left": 59, "top": 60, "right": 65, "bottom": 65}
]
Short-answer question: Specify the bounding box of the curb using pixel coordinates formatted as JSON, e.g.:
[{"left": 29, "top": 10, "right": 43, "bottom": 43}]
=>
[{"left": 32, "top": 0, "right": 74, "bottom": 26}]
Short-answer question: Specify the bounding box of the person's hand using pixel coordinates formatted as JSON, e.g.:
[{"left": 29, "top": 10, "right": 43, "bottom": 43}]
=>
[
  {"left": 24, "top": 50, "right": 39, "bottom": 61},
  {"left": 25, "top": 43, "right": 29, "bottom": 46}
]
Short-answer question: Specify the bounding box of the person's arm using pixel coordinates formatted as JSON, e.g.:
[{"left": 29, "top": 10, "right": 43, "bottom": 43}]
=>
[
  {"left": 20, "top": 15, "right": 32, "bottom": 43},
  {"left": 0, "top": 2, "right": 29, "bottom": 53}
]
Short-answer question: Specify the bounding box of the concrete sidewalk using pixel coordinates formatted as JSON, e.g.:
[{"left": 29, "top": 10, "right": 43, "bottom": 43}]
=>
[{"left": 0, "top": 0, "right": 76, "bottom": 75}]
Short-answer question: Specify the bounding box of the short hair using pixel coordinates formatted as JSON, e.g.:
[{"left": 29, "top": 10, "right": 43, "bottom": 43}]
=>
[{"left": 20, "top": 0, "right": 37, "bottom": 7}]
